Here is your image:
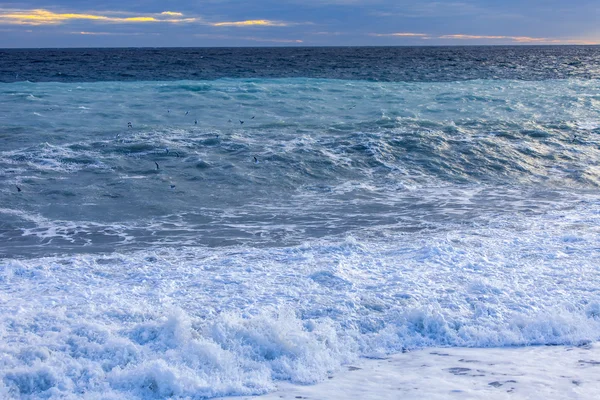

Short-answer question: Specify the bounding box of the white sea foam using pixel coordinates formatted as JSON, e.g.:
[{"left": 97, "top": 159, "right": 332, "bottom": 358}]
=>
[
  {"left": 0, "top": 142, "right": 109, "bottom": 174},
  {"left": 1, "top": 198, "right": 600, "bottom": 398},
  {"left": 576, "top": 120, "right": 600, "bottom": 130},
  {"left": 0, "top": 208, "right": 136, "bottom": 246}
]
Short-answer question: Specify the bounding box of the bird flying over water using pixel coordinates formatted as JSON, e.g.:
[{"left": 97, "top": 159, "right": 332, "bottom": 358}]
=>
[{"left": 155, "top": 162, "right": 159, "bottom": 170}]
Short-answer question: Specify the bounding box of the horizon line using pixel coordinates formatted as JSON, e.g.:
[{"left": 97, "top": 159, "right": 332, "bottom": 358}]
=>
[{"left": 1, "top": 43, "right": 599, "bottom": 50}]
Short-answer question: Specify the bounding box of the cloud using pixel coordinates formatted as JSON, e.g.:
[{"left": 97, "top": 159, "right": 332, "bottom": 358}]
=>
[
  {"left": 438, "top": 34, "right": 598, "bottom": 44},
  {"left": 371, "top": 31, "right": 598, "bottom": 44},
  {"left": 195, "top": 33, "right": 302, "bottom": 43},
  {"left": 310, "top": 31, "right": 347, "bottom": 35},
  {"left": 370, "top": 32, "right": 428, "bottom": 37},
  {"left": 0, "top": 9, "right": 197, "bottom": 25},
  {"left": 73, "top": 31, "right": 158, "bottom": 36},
  {"left": 439, "top": 34, "right": 526, "bottom": 40},
  {"left": 160, "top": 12, "right": 183, "bottom": 17},
  {"left": 211, "top": 19, "right": 290, "bottom": 27},
  {"left": 0, "top": 8, "right": 301, "bottom": 30}
]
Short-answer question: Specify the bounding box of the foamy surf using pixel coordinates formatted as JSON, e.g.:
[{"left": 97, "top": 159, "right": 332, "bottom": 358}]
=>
[{"left": 2, "top": 201, "right": 600, "bottom": 398}]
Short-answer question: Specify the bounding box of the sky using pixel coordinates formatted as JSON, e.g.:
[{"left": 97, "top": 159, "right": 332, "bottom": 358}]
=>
[{"left": 0, "top": 1, "right": 598, "bottom": 47}]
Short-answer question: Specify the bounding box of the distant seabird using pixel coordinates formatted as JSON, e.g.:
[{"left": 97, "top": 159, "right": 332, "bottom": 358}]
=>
[
  {"left": 239, "top": 120, "right": 244, "bottom": 124},
  {"left": 165, "top": 148, "right": 169, "bottom": 154},
  {"left": 155, "top": 162, "right": 160, "bottom": 170},
  {"left": 185, "top": 111, "right": 189, "bottom": 115},
  {"left": 174, "top": 152, "right": 180, "bottom": 158},
  {"left": 251, "top": 116, "right": 255, "bottom": 119},
  {"left": 127, "top": 122, "right": 132, "bottom": 128},
  {"left": 254, "top": 156, "right": 258, "bottom": 164},
  {"left": 170, "top": 184, "right": 176, "bottom": 189},
  {"left": 16, "top": 185, "right": 21, "bottom": 192},
  {"left": 194, "top": 119, "right": 198, "bottom": 125}
]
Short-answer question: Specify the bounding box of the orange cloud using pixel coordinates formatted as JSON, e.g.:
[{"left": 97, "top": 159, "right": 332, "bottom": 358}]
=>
[
  {"left": 0, "top": 9, "right": 196, "bottom": 25},
  {"left": 0, "top": 9, "right": 300, "bottom": 29}
]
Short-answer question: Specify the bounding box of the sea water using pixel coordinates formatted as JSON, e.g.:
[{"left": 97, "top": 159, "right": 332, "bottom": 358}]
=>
[{"left": 1, "top": 47, "right": 600, "bottom": 398}]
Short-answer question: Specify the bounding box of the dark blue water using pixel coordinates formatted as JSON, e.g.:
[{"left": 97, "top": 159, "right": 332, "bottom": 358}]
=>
[{"left": 2, "top": 46, "right": 600, "bottom": 83}]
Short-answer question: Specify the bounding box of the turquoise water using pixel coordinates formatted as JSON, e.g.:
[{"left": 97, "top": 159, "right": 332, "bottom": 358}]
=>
[{"left": 2, "top": 78, "right": 599, "bottom": 256}]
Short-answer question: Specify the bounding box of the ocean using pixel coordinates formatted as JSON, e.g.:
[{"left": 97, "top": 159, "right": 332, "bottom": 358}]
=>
[{"left": 1, "top": 46, "right": 600, "bottom": 398}]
